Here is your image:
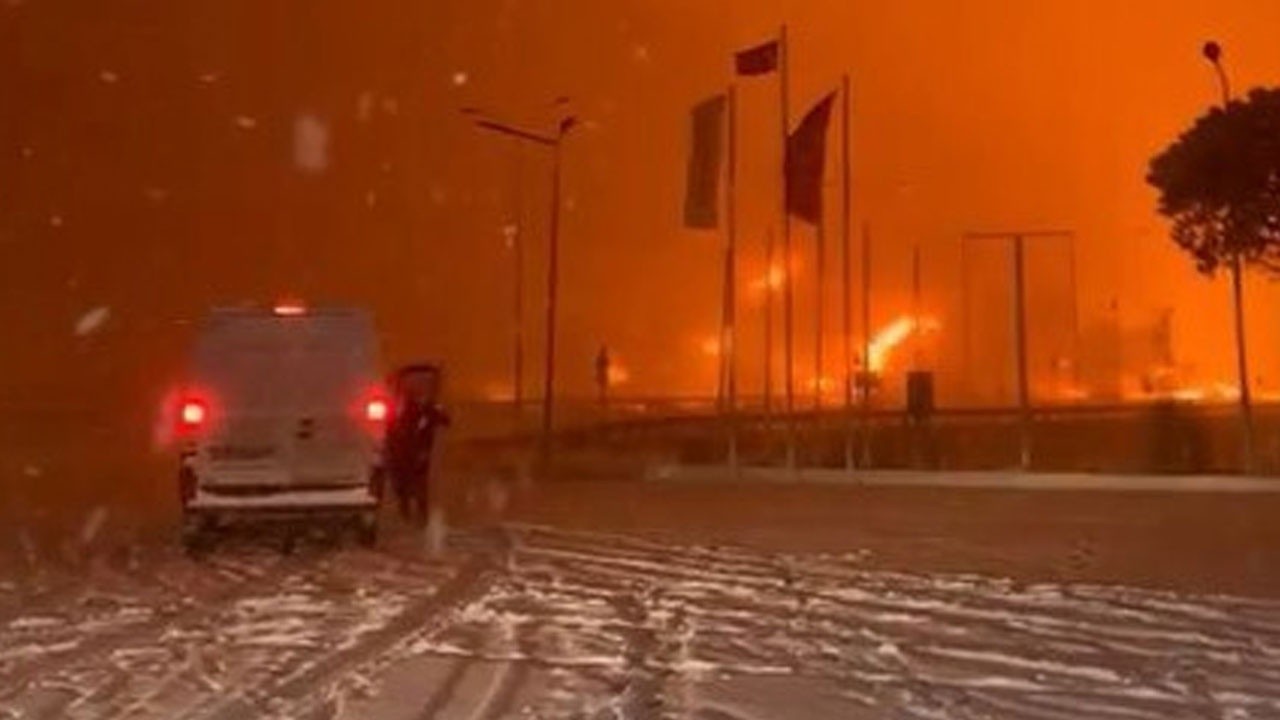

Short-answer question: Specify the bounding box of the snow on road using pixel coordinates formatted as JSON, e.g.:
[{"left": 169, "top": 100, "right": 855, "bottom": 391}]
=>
[{"left": 1, "top": 526, "right": 1278, "bottom": 719}]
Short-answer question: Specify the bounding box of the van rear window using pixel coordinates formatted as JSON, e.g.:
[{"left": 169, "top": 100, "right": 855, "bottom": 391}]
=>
[{"left": 193, "top": 312, "right": 378, "bottom": 411}]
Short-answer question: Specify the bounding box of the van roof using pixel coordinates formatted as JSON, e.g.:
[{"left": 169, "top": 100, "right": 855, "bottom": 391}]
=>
[
  {"left": 197, "top": 308, "right": 376, "bottom": 346},
  {"left": 192, "top": 307, "right": 381, "bottom": 411},
  {"left": 207, "top": 306, "right": 372, "bottom": 319}
]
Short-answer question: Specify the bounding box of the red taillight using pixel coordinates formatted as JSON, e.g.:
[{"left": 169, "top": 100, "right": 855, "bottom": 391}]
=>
[
  {"left": 180, "top": 400, "right": 207, "bottom": 428},
  {"left": 365, "top": 398, "right": 389, "bottom": 423}
]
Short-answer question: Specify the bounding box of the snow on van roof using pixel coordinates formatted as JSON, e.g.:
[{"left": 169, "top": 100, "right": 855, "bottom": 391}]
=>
[
  {"left": 206, "top": 306, "right": 372, "bottom": 317},
  {"left": 199, "top": 307, "right": 377, "bottom": 336},
  {"left": 195, "top": 307, "right": 377, "bottom": 355}
]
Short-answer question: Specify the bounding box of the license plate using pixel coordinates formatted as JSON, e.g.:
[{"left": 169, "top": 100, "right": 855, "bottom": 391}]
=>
[{"left": 209, "top": 444, "right": 276, "bottom": 461}]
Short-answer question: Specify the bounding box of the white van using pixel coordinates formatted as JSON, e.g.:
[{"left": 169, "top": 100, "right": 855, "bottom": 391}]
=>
[{"left": 175, "top": 305, "right": 388, "bottom": 551}]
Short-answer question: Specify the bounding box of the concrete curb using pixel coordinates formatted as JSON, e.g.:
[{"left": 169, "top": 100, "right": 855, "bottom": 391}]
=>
[{"left": 646, "top": 465, "right": 1280, "bottom": 493}]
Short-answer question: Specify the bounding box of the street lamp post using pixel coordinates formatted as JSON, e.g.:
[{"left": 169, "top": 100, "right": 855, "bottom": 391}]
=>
[
  {"left": 502, "top": 221, "right": 523, "bottom": 425},
  {"left": 466, "top": 109, "right": 577, "bottom": 470},
  {"left": 962, "top": 230, "right": 1074, "bottom": 470},
  {"left": 1203, "top": 40, "right": 1255, "bottom": 474}
]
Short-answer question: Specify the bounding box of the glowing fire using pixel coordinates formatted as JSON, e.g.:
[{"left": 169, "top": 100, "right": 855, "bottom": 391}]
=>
[
  {"left": 867, "top": 315, "right": 939, "bottom": 373},
  {"left": 749, "top": 256, "right": 803, "bottom": 298},
  {"left": 700, "top": 336, "right": 721, "bottom": 357},
  {"left": 808, "top": 375, "right": 838, "bottom": 396},
  {"left": 1145, "top": 382, "right": 1240, "bottom": 403},
  {"left": 750, "top": 264, "right": 786, "bottom": 293},
  {"left": 482, "top": 383, "right": 514, "bottom": 402},
  {"left": 1118, "top": 366, "right": 1245, "bottom": 404},
  {"left": 607, "top": 364, "right": 631, "bottom": 386}
]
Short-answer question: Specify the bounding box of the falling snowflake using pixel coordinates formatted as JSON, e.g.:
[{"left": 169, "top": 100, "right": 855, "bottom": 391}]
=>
[
  {"left": 22, "top": 465, "right": 41, "bottom": 478},
  {"left": 365, "top": 190, "right": 377, "bottom": 208},
  {"left": 451, "top": 71, "right": 468, "bottom": 87},
  {"left": 293, "top": 113, "right": 329, "bottom": 173},
  {"left": 198, "top": 71, "right": 221, "bottom": 85},
  {"left": 381, "top": 97, "right": 399, "bottom": 116},
  {"left": 49, "top": 214, "right": 64, "bottom": 228},
  {"left": 425, "top": 508, "right": 447, "bottom": 558},
  {"left": 74, "top": 306, "right": 111, "bottom": 336},
  {"left": 98, "top": 69, "right": 119, "bottom": 84},
  {"left": 631, "top": 45, "right": 650, "bottom": 63},
  {"left": 143, "top": 186, "right": 170, "bottom": 203},
  {"left": 232, "top": 115, "right": 257, "bottom": 130},
  {"left": 20, "top": 146, "right": 33, "bottom": 159},
  {"left": 356, "top": 91, "right": 375, "bottom": 123},
  {"left": 80, "top": 507, "right": 108, "bottom": 547}
]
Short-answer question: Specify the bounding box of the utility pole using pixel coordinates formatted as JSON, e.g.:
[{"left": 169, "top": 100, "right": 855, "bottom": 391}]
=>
[
  {"left": 860, "top": 221, "right": 872, "bottom": 468},
  {"left": 503, "top": 142, "right": 526, "bottom": 429},
  {"left": 1203, "top": 40, "right": 1255, "bottom": 474},
  {"left": 961, "top": 238, "right": 973, "bottom": 400},
  {"left": 1012, "top": 235, "right": 1030, "bottom": 469},
  {"left": 504, "top": 220, "right": 524, "bottom": 427},
  {"left": 840, "top": 74, "right": 854, "bottom": 473},
  {"left": 814, "top": 220, "right": 825, "bottom": 410},
  {"left": 963, "top": 230, "right": 1073, "bottom": 470},
  {"left": 726, "top": 84, "right": 740, "bottom": 471},
  {"left": 466, "top": 108, "right": 577, "bottom": 471},
  {"left": 779, "top": 24, "right": 796, "bottom": 470},
  {"left": 911, "top": 243, "right": 922, "bottom": 370},
  {"left": 763, "top": 227, "right": 775, "bottom": 417}
]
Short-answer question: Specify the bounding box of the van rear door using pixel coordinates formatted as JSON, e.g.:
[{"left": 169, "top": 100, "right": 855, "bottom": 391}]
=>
[
  {"left": 193, "top": 310, "right": 381, "bottom": 491},
  {"left": 286, "top": 322, "right": 381, "bottom": 488}
]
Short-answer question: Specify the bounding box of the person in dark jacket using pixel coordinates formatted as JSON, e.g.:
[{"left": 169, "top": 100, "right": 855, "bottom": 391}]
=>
[{"left": 386, "top": 364, "right": 450, "bottom": 525}]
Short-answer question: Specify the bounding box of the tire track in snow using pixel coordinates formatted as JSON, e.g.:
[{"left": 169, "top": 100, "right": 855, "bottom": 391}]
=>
[
  {"left": 198, "top": 548, "right": 497, "bottom": 720},
  {"left": 0, "top": 549, "right": 307, "bottom": 710},
  {"left": 8, "top": 542, "right": 444, "bottom": 720},
  {"left": 411, "top": 659, "right": 474, "bottom": 720},
  {"left": 506, "top": 526, "right": 1280, "bottom": 720}
]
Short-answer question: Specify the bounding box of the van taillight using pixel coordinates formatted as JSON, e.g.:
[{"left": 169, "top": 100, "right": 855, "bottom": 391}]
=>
[
  {"left": 365, "top": 398, "right": 389, "bottom": 423},
  {"left": 180, "top": 400, "right": 207, "bottom": 429}
]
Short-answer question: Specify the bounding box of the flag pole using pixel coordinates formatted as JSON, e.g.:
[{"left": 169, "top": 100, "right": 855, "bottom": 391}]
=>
[
  {"left": 860, "top": 221, "right": 872, "bottom": 468},
  {"left": 815, "top": 212, "right": 825, "bottom": 411},
  {"left": 715, "top": 94, "right": 730, "bottom": 415},
  {"left": 764, "top": 226, "right": 775, "bottom": 419},
  {"left": 512, "top": 147, "right": 525, "bottom": 433},
  {"left": 779, "top": 23, "right": 796, "bottom": 471},
  {"left": 726, "top": 84, "right": 740, "bottom": 472},
  {"left": 912, "top": 242, "right": 922, "bottom": 369},
  {"left": 841, "top": 73, "right": 854, "bottom": 473}
]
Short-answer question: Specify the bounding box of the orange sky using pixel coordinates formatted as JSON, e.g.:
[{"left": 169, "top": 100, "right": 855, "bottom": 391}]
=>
[
  {"left": 438, "top": 0, "right": 1280, "bottom": 398},
  {"left": 3, "top": 0, "right": 1280, "bottom": 406}
]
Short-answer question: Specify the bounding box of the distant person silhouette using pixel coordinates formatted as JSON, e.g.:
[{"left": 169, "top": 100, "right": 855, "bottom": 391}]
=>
[{"left": 595, "top": 345, "right": 611, "bottom": 408}]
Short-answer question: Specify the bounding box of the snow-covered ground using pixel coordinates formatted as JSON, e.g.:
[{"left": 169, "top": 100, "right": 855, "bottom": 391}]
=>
[{"left": 1, "top": 525, "right": 1278, "bottom": 719}]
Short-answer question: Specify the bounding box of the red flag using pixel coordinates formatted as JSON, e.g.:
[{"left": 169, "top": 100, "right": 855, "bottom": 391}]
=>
[
  {"left": 786, "top": 93, "right": 835, "bottom": 224},
  {"left": 683, "top": 94, "right": 727, "bottom": 229},
  {"left": 735, "top": 40, "right": 779, "bottom": 76}
]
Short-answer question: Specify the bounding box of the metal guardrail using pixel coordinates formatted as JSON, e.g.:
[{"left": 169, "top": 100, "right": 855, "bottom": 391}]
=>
[{"left": 553, "top": 399, "right": 1280, "bottom": 437}]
